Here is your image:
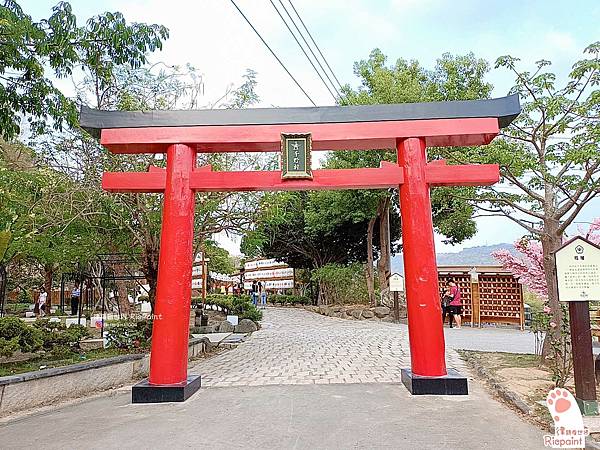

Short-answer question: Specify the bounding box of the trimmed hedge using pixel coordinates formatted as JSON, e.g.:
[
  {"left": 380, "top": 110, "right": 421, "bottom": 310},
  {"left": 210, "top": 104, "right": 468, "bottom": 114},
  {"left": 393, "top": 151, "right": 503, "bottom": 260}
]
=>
[
  {"left": 193, "top": 294, "right": 263, "bottom": 322},
  {"left": 268, "top": 294, "right": 311, "bottom": 306}
]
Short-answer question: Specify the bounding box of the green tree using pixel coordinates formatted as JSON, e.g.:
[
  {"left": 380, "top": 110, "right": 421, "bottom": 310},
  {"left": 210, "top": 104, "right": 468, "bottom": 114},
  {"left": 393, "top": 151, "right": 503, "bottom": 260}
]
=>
[
  {"left": 0, "top": 0, "right": 168, "bottom": 139},
  {"left": 38, "top": 65, "right": 266, "bottom": 311},
  {"left": 442, "top": 42, "right": 600, "bottom": 354},
  {"left": 305, "top": 50, "right": 491, "bottom": 303}
]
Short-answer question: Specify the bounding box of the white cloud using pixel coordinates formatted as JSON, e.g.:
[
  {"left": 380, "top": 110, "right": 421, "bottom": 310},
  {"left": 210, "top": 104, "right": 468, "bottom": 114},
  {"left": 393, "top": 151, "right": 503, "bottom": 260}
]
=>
[{"left": 545, "top": 31, "right": 577, "bottom": 52}]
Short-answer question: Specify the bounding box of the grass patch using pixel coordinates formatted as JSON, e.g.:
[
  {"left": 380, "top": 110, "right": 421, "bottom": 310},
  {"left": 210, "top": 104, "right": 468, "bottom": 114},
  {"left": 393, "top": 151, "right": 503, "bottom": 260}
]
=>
[
  {"left": 0, "top": 347, "right": 146, "bottom": 377},
  {"left": 458, "top": 349, "right": 540, "bottom": 376}
]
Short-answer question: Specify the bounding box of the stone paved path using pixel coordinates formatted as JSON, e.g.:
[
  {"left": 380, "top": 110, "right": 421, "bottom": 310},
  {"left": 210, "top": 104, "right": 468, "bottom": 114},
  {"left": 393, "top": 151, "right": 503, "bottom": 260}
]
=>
[{"left": 193, "top": 308, "right": 469, "bottom": 387}]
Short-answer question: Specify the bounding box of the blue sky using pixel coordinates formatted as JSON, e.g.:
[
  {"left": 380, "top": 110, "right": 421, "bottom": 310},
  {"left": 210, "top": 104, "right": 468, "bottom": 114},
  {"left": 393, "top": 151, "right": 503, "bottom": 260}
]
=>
[{"left": 20, "top": 0, "right": 600, "bottom": 254}]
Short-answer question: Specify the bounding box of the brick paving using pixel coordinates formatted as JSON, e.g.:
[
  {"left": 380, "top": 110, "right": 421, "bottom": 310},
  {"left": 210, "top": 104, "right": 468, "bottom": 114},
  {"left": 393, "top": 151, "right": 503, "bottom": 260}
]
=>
[{"left": 192, "top": 307, "right": 469, "bottom": 387}]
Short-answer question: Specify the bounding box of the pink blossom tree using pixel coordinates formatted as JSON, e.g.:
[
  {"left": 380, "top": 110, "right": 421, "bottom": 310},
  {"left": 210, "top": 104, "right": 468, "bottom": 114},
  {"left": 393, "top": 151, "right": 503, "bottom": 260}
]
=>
[{"left": 492, "top": 218, "right": 600, "bottom": 300}]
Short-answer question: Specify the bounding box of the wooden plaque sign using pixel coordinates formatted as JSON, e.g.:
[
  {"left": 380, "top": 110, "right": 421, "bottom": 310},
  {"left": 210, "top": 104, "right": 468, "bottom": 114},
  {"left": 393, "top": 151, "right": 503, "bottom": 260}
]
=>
[
  {"left": 555, "top": 236, "right": 600, "bottom": 302},
  {"left": 389, "top": 273, "right": 405, "bottom": 292},
  {"left": 281, "top": 132, "right": 312, "bottom": 180}
]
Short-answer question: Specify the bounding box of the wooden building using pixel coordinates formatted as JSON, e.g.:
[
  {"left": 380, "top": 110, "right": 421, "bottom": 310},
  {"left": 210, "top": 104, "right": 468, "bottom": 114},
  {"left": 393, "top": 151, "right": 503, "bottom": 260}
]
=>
[{"left": 437, "top": 265, "right": 524, "bottom": 329}]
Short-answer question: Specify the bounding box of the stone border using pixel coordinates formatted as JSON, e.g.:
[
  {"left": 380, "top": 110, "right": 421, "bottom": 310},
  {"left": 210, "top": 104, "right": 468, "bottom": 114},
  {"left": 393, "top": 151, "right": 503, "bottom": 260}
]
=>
[
  {"left": 305, "top": 304, "right": 406, "bottom": 322},
  {"left": 461, "top": 352, "right": 532, "bottom": 415},
  {"left": 0, "top": 337, "right": 208, "bottom": 417}
]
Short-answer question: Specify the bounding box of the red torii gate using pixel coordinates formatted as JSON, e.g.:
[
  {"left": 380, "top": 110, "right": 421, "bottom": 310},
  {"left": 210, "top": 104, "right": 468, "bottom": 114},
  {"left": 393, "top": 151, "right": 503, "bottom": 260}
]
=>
[{"left": 81, "top": 94, "right": 520, "bottom": 401}]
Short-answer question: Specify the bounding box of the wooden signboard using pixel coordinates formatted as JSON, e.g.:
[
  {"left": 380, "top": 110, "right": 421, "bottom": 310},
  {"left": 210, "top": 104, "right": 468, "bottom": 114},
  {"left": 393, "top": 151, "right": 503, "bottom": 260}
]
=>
[
  {"left": 555, "top": 236, "right": 600, "bottom": 415},
  {"left": 389, "top": 273, "right": 404, "bottom": 292},
  {"left": 281, "top": 132, "right": 312, "bottom": 179},
  {"left": 556, "top": 236, "right": 600, "bottom": 302}
]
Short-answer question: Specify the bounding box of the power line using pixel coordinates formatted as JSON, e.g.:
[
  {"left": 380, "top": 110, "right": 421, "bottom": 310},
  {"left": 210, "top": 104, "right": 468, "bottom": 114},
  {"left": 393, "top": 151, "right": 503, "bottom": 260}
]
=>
[
  {"left": 286, "top": 0, "right": 344, "bottom": 92},
  {"left": 269, "top": 0, "right": 338, "bottom": 102},
  {"left": 228, "top": 0, "right": 316, "bottom": 106},
  {"left": 274, "top": 0, "right": 342, "bottom": 100}
]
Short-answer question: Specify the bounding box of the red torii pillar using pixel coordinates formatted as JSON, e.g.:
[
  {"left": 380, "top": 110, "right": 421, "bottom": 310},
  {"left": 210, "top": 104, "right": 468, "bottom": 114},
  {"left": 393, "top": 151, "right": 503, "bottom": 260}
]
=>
[{"left": 398, "top": 138, "right": 447, "bottom": 379}]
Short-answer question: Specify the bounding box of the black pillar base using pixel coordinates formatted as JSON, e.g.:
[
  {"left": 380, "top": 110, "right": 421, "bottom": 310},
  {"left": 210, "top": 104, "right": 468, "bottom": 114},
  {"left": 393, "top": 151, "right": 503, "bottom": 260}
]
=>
[
  {"left": 401, "top": 368, "right": 468, "bottom": 395},
  {"left": 132, "top": 374, "right": 202, "bottom": 403}
]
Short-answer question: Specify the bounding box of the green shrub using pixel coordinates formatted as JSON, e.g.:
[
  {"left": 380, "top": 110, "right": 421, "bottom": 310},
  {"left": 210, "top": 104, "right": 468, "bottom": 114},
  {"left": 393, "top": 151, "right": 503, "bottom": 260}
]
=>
[
  {"left": 32, "top": 320, "right": 91, "bottom": 350},
  {"left": 240, "top": 308, "right": 263, "bottom": 322},
  {"left": 0, "top": 337, "right": 20, "bottom": 357},
  {"left": 269, "top": 294, "right": 310, "bottom": 306},
  {"left": 50, "top": 345, "right": 73, "bottom": 359},
  {"left": 105, "top": 319, "right": 152, "bottom": 349},
  {"left": 311, "top": 263, "right": 369, "bottom": 304},
  {"left": 197, "top": 294, "right": 262, "bottom": 322},
  {"left": 4, "top": 303, "right": 31, "bottom": 315},
  {"left": 0, "top": 317, "right": 43, "bottom": 354}
]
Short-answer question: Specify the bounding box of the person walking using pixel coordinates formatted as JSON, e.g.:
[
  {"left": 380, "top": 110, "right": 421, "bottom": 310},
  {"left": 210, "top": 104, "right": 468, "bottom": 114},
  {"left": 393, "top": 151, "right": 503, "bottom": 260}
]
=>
[
  {"left": 37, "top": 287, "right": 48, "bottom": 317},
  {"left": 441, "top": 286, "right": 453, "bottom": 328},
  {"left": 448, "top": 279, "right": 462, "bottom": 329},
  {"left": 260, "top": 286, "right": 267, "bottom": 309},
  {"left": 70, "top": 282, "right": 81, "bottom": 316},
  {"left": 251, "top": 281, "right": 258, "bottom": 306}
]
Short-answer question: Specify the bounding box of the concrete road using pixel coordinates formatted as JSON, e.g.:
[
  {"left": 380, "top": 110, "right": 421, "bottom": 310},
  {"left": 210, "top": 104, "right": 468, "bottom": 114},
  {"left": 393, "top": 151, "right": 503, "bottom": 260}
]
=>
[{"left": 0, "top": 381, "right": 546, "bottom": 450}]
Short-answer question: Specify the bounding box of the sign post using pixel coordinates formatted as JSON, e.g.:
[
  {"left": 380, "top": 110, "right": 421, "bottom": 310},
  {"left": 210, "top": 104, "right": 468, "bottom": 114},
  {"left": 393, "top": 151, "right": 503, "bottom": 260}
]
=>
[
  {"left": 389, "top": 273, "right": 404, "bottom": 322},
  {"left": 555, "top": 236, "right": 600, "bottom": 415}
]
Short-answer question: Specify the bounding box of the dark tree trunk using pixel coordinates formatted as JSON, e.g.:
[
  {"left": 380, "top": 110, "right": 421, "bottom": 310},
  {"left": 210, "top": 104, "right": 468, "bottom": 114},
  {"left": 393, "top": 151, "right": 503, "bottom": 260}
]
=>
[
  {"left": 541, "top": 217, "right": 564, "bottom": 357},
  {"left": 366, "top": 217, "right": 376, "bottom": 306},
  {"left": 377, "top": 197, "right": 391, "bottom": 306},
  {"left": 142, "top": 243, "right": 160, "bottom": 312},
  {"left": 0, "top": 264, "right": 7, "bottom": 316},
  {"left": 43, "top": 264, "right": 54, "bottom": 313},
  {"left": 114, "top": 262, "right": 131, "bottom": 316}
]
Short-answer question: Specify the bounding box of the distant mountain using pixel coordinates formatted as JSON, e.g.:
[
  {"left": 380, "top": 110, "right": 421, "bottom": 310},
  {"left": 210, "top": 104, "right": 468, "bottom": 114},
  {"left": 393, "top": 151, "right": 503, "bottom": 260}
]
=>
[{"left": 391, "top": 243, "right": 515, "bottom": 273}]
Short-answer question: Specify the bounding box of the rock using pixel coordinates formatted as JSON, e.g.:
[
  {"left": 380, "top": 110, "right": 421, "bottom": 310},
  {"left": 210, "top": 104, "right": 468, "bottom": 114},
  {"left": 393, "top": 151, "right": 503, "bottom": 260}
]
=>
[
  {"left": 361, "top": 310, "right": 374, "bottom": 319},
  {"left": 191, "top": 325, "right": 216, "bottom": 334},
  {"left": 381, "top": 315, "right": 396, "bottom": 323},
  {"left": 235, "top": 319, "right": 258, "bottom": 333},
  {"left": 330, "top": 305, "right": 343, "bottom": 313},
  {"left": 340, "top": 312, "right": 349, "bottom": 320},
  {"left": 217, "top": 320, "right": 234, "bottom": 333},
  {"left": 373, "top": 306, "right": 391, "bottom": 318},
  {"left": 319, "top": 306, "right": 331, "bottom": 316},
  {"left": 351, "top": 309, "right": 362, "bottom": 319}
]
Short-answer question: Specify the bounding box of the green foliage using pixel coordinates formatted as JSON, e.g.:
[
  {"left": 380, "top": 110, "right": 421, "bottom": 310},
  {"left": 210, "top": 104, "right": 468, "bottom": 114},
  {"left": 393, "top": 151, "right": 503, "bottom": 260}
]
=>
[
  {"left": 268, "top": 295, "right": 310, "bottom": 306},
  {"left": 199, "top": 294, "right": 263, "bottom": 322},
  {"left": 105, "top": 319, "right": 152, "bottom": 349},
  {"left": 245, "top": 50, "right": 493, "bottom": 265},
  {"left": 0, "top": 337, "right": 20, "bottom": 357},
  {"left": 241, "top": 191, "right": 372, "bottom": 269},
  {"left": 204, "top": 241, "right": 236, "bottom": 275},
  {"left": 0, "top": 0, "right": 169, "bottom": 139},
  {"left": 311, "top": 263, "right": 369, "bottom": 305},
  {"left": 0, "top": 317, "right": 43, "bottom": 354},
  {"left": 32, "top": 320, "right": 90, "bottom": 349}
]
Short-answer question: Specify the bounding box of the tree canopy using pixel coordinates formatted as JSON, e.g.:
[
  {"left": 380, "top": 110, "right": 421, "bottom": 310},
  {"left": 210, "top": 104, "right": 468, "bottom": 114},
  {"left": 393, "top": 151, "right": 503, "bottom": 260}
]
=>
[{"left": 0, "top": 0, "right": 168, "bottom": 139}]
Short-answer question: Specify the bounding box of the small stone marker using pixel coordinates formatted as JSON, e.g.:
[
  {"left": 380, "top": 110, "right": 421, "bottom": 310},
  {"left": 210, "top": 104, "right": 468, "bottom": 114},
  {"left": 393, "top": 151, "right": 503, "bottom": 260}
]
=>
[{"left": 555, "top": 236, "right": 600, "bottom": 415}]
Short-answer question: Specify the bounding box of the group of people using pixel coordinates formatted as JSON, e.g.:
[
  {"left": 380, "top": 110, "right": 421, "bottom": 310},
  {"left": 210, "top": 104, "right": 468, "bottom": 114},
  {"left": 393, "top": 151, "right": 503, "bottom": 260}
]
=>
[
  {"left": 250, "top": 281, "right": 267, "bottom": 309},
  {"left": 35, "top": 282, "right": 82, "bottom": 318},
  {"left": 441, "top": 279, "right": 462, "bottom": 329}
]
